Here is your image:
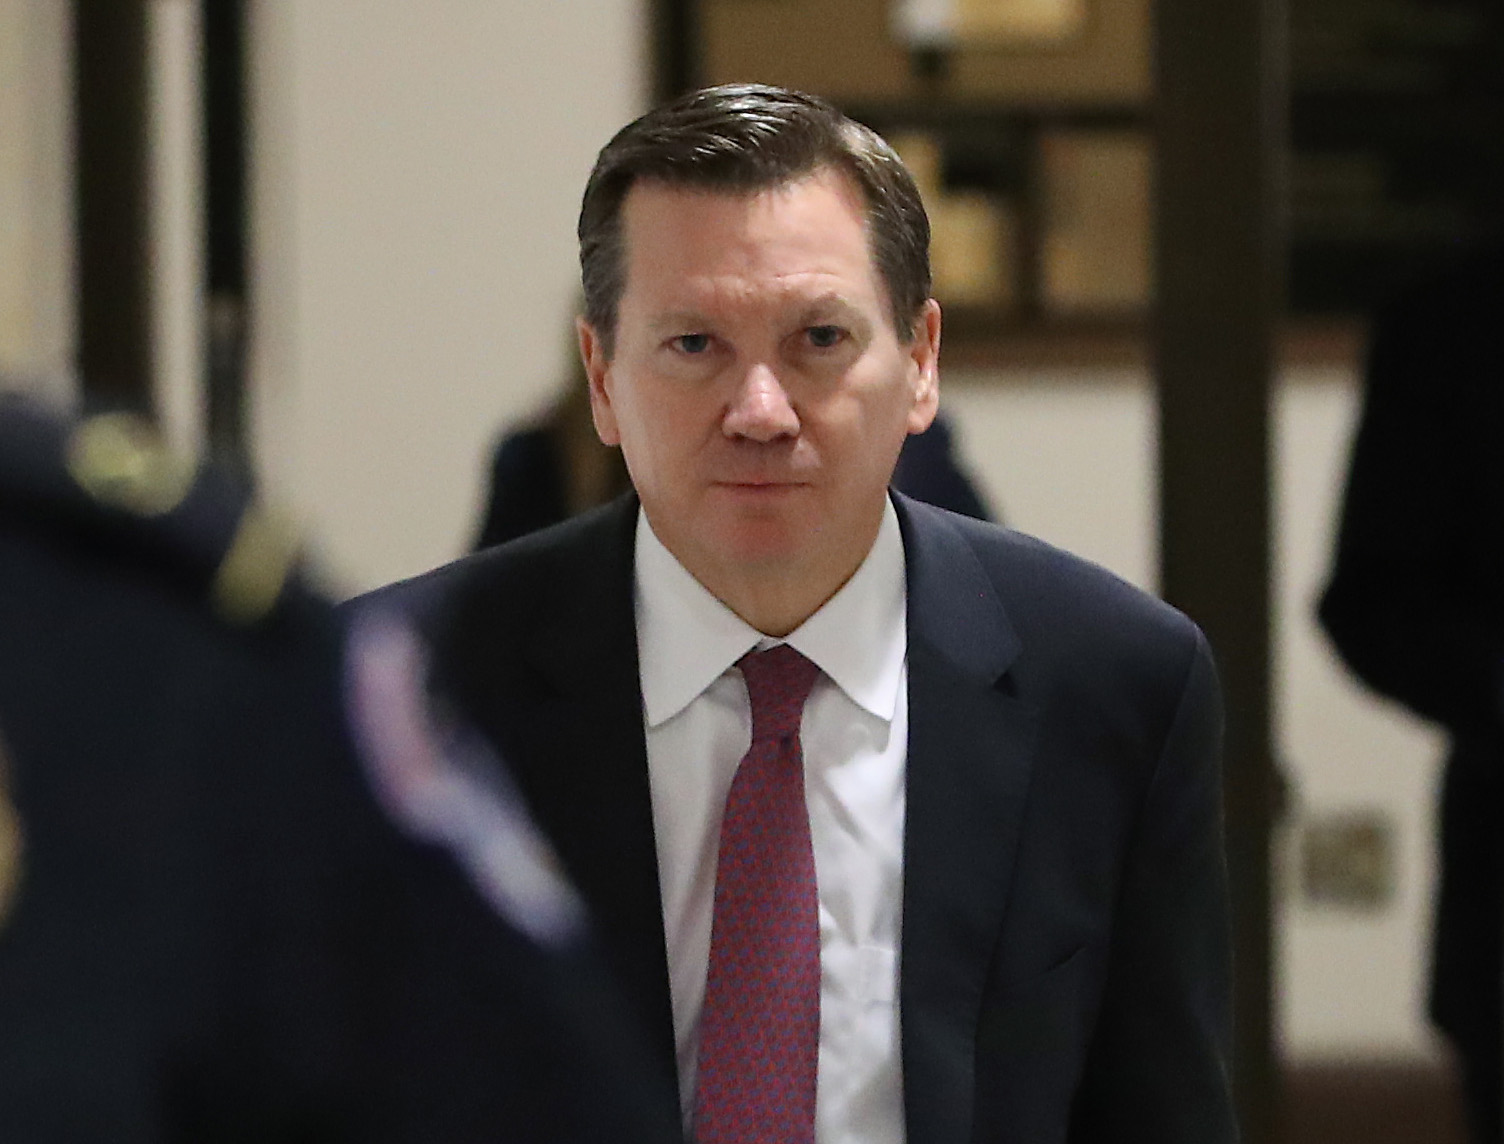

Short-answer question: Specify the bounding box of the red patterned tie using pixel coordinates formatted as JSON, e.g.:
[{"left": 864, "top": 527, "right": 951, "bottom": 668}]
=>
[{"left": 693, "top": 644, "right": 822, "bottom": 1144}]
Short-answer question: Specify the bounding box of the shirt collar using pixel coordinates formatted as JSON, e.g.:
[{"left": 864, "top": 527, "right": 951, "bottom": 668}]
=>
[{"left": 635, "top": 497, "right": 908, "bottom": 728}]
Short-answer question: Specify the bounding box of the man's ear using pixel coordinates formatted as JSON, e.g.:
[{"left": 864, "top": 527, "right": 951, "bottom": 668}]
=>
[
  {"left": 577, "top": 317, "right": 621, "bottom": 446},
  {"left": 906, "top": 299, "right": 941, "bottom": 435}
]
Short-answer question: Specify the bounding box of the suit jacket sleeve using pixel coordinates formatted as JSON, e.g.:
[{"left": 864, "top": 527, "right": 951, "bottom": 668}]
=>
[{"left": 1071, "top": 628, "right": 1235, "bottom": 1143}]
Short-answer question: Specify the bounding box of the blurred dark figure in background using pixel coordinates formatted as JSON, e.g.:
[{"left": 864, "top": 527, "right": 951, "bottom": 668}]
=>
[
  {"left": 474, "top": 352, "right": 991, "bottom": 551},
  {"left": 890, "top": 413, "right": 992, "bottom": 522},
  {"left": 1318, "top": 247, "right": 1504, "bottom": 1144},
  {"left": 0, "top": 395, "right": 676, "bottom": 1143},
  {"left": 475, "top": 355, "right": 635, "bottom": 549}
]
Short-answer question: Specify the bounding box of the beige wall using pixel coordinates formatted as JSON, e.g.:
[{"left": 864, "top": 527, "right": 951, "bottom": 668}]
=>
[
  {"left": 942, "top": 368, "right": 1158, "bottom": 591},
  {"left": 0, "top": 0, "right": 72, "bottom": 402},
  {"left": 248, "top": 0, "right": 647, "bottom": 592}
]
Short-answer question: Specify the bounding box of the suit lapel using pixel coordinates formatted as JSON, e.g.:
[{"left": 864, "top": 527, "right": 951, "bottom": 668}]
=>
[
  {"left": 437, "top": 497, "right": 681, "bottom": 1103},
  {"left": 895, "top": 496, "right": 1042, "bottom": 1144}
]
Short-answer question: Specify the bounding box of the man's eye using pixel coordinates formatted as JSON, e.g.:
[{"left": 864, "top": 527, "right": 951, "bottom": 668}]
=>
[
  {"left": 674, "top": 333, "right": 711, "bottom": 354},
  {"left": 806, "top": 325, "right": 844, "bottom": 349}
]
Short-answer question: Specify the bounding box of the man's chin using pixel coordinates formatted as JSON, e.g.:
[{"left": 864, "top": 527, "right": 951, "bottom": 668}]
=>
[{"left": 714, "top": 527, "right": 807, "bottom": 570}]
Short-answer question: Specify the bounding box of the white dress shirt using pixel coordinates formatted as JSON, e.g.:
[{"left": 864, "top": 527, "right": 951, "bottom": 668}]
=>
[{"left": 635, "top": 498, "right": 909, "bottom": 1144}]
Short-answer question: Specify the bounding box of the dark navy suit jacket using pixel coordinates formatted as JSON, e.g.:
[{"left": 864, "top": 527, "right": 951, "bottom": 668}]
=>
[{"left": 366, "top": 491, "right": 1235, "bottom": 1144}]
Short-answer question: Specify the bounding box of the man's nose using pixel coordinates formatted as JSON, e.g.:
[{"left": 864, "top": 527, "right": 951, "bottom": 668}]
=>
[{"left": 723, "top": 362, "right": 800, "bottom": 442}]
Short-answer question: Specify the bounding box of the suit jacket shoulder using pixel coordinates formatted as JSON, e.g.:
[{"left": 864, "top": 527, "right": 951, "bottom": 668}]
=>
[
  {"left": 359, "top": 493, "right": 634, "bottom": 635},
  {"left": 899, "top": 494, "right": 1209, "bottom": 718}
]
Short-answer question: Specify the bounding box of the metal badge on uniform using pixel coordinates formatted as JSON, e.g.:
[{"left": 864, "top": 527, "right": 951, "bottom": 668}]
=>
[
  {"left": 211, "top": 504, "right": 299, "bottom": 626},
  {"left": 65, "top": 412, "right": 195, "bottom": 517},
  {"left": 0, "top": 732, "right": 23, "bottom": 930},
  {"left": 344, "top": 610, "right": 587, "bottom": 949}
]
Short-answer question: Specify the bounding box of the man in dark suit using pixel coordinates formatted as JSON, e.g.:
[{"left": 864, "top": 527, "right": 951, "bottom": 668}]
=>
[
  {"left": 1319, "top": 248, "right": 1504, "bottom": 1144},
  {"left": 364, "top": 84, "right": 1233, "bottom": 1143},
  {"left": 0, "top": 395, "right": 677, "bottom": 1142}
]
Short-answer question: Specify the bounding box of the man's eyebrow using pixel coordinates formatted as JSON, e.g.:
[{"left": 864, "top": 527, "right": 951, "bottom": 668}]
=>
[
  {"left": 796, "top": 293, "right": 867, "bottom": 327},
  {"left": 645, "top": 312, "right": 710, "bottom": 335}
]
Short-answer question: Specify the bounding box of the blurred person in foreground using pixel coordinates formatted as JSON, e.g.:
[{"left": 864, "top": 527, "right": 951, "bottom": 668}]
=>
[
  {"left": 1319, "top": 246, "right": 1504, "bottom": 1144},
  {"left": 360, "top": 84, "right": 1234, "bottom": 1144},
  {"left": 0, "top": 393, "right": 677, "bottom": 1143}
]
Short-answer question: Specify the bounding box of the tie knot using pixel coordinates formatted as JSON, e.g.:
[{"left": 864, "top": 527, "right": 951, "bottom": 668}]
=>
[{"left": 738, "top": 644, "right": 820, "bottom": 743}]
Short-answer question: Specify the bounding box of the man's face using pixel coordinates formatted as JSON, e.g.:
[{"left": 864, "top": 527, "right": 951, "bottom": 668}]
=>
[{"left": 579, "top": 166, "right": 940, "bottom": 610}]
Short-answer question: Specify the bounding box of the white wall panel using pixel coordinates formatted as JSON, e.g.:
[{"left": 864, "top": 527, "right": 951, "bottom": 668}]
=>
[
  {"left": 941, "top": 367, "right": 1158, "bottom": 592},
  {"left": 249, "top": 0, "right": 646, "bottom": 592}
]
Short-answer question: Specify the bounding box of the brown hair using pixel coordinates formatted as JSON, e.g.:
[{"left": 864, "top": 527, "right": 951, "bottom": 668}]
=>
[{"left": 578, "top": 83, "right": 931, "bottom": 356}]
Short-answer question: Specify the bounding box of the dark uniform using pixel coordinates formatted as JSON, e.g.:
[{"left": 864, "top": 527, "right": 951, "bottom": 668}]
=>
[
  {"left": 0, "top": 395, "right": 677, "bottom": 1143},
  {"left": 1318, "top": 250, "right": 1504, "bottom": 1144}
]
